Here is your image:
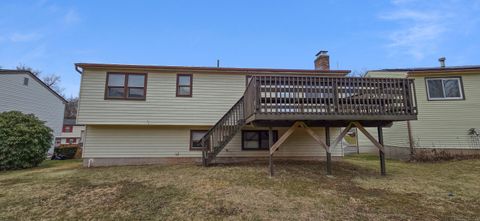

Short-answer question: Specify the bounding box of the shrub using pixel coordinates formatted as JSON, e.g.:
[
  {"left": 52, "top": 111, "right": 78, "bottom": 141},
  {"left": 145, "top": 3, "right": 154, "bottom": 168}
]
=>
[
  {"left": 413, "top": 148, "right": 480, "bottom": 162},
  {"left": 0, "top": 111, "right": 53, "bottom": 170}
]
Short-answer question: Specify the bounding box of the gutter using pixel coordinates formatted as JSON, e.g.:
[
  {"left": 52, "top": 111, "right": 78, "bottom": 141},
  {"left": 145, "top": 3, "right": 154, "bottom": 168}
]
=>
[{"left": 75, "top": 64, "right": 82, "bottom": 74}]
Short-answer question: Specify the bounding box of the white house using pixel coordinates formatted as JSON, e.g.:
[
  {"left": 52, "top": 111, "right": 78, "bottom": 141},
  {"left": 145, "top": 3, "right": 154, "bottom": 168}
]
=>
[
  {"left": 0, "top": 69, "right": 67, "bottom": 150},
  {"left": 55, "top": 118, "right": 85, "bottom": 148}
]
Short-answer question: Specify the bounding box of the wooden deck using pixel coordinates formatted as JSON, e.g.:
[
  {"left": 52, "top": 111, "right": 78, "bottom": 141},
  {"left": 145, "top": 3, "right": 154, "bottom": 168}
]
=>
[{"left": 243, "top": 75, "right": 417, "bottom": 127}]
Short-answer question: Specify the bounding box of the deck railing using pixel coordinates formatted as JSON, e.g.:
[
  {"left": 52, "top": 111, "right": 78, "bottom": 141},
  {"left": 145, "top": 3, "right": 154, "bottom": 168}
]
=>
[{"left": 243, "top": 75, "right": 417, "bottom": 120}]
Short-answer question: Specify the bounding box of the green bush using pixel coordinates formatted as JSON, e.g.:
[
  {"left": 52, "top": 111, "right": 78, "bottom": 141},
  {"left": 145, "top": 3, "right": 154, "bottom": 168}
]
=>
[{"left": 0, "top": 111, "right": 53, "bottom": 170}]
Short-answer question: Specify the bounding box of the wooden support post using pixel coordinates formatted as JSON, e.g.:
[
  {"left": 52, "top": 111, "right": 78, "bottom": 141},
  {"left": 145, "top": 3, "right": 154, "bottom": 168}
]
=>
[
  {"left": 270, "top": 122, "right": 302, "bottom": 154},
  {"left": 378, "top": 126, "right": 386, "bottom": 176},
  {"left": 268, "top": 127, "right": 274, "bottom": 177},
  {"left": 325, "top": 127, "right": 332, "bottom": 175},
  {"left": 202, "top": 151, "right": 207, "bottom": 167}
]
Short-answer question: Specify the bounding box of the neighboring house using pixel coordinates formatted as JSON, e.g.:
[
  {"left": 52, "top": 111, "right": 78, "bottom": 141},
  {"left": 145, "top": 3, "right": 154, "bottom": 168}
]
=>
[
  {"left": 75, "top": 51, "right": 417, "bottom": 175},
  {"left": 358, "top": 58, "right": 480, "bottom": 159},
  {"left": 55, "top": 118, "right": 86, "bottom": 148},
  {"left": 0, "top": 69, "right": 67, "bottom": 151}
]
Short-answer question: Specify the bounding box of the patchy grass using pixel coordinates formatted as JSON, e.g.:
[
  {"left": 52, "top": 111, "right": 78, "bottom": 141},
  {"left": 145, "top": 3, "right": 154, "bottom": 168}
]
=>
[{"left": 1, "top": 155, "right": 479, "bottom": 220}]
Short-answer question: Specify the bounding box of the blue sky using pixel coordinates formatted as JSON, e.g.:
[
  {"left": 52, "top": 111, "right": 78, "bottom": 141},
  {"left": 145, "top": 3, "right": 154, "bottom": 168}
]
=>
[{"left": 1, "top": 0, "right": 480, "bottom": 97}]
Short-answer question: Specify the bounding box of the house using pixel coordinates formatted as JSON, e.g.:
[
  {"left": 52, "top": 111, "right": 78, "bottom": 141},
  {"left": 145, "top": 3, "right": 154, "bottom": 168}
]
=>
[
  {"left": 55, "top": 118, "right": 86, "bottom": 148},
  {"left": 358, "top": 58, "right": 480, "bottom": 160},
  {"left": 75, "top": 51, "right": 418, "bottom": 175},
  {"left": 0, "top": 69, "right": 67, "bottom": 151}
]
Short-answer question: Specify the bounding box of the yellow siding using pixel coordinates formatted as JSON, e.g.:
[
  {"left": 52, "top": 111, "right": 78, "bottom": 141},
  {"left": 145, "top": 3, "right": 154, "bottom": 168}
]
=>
[
  {"left": 411, "top": 73, "right": 480, "bottom": 148},
  {"left": 360, "top": 70, "right": 480, "bottom": 150},
  {"left": 83, "top": 125, "right": 343, "bottom": 158},
  {"left": 357, "top": 122, "right": 410, "bottom": 153},
  {"left": 77, "top": 70, "right": 247, "bottom": 125}
]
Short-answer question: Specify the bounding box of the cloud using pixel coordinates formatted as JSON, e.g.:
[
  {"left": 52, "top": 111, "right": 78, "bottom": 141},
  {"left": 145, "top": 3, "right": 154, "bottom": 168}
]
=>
[
  {"left": 379, "top": 9, "right": 441, "bottom": 22},
  {"left": 9, "top": 33, "right": 41, "bottom": 43},
  {"left": 379, "top": 0, "right": 477, "bottom": 60},
  {"left": 63, "top": 9, "right": 81, "bottom": 24}
]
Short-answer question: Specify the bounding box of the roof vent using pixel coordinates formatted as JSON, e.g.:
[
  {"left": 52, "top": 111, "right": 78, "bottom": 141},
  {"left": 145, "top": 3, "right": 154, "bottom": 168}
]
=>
[{"left": 438, "top": 57, "right": 446, "bottom": 68}]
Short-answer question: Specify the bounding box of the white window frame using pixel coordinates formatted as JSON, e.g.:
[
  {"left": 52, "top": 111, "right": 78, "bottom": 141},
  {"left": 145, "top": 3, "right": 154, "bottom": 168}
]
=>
[{"left": 425, "top": 77, "right": 464, "bottom": 101}]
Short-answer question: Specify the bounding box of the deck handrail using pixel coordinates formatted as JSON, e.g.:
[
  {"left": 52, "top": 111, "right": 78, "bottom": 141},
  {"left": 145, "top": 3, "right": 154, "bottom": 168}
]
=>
[{"left": 244, "top": 75, "right": 417, "bottom": 118}]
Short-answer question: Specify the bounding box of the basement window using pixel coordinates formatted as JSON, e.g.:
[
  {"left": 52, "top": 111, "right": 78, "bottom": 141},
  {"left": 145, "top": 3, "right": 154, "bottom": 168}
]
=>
[
  {"left": 190, "top": 130, "right": 209, "bottom": 151},
  {"left": 105, "top": 72, "right": 147, "bottom": 100},
  {"left": 426, "top": 77, "right": 464, "bottom": 100},
  {"left": 241, "top": 130, "right": 278, "bottom": 150}
]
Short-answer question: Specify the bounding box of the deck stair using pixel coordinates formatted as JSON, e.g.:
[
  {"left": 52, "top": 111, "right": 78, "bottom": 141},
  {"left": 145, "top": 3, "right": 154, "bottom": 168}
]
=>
[{"left": 200, "top": 96, "right": 245, "bottom": 166}]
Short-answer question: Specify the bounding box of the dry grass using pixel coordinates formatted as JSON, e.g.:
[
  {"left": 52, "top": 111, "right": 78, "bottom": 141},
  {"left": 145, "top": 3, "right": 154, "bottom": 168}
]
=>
[{"left": 1, "top": 155, "right": 479, "bottom": 220}]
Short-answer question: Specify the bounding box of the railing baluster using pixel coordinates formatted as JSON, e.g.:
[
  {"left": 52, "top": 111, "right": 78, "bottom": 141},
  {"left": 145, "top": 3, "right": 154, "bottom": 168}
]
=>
[
  {"left": 273, "top": 76, "right": 278, "bottom": 114},
  {"left": 348, "top": 77, "right": 353, "bottom": 115},
  {"left": 315, "top": 76, "right": 320, "bottom": 114},
  {"left": 354, "top": 78, "right": 359, "bottom": 115},
  {"left": 237, "top": 75, "right": 417, "bottom": 126},
  {"left": 370, "top": 78, "right": 375, "bottom": 115}
]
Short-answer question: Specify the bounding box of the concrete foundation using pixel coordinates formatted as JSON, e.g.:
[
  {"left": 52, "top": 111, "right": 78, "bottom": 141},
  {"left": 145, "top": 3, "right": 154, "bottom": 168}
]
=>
[{"left": 83, "top": 156, "right": 342, "bottom": 167}]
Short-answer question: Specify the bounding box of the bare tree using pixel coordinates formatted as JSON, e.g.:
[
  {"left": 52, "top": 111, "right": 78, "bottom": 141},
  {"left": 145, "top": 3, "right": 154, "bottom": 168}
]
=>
[
  {"left": 16, "top": 64, "right": 65, "bottom": 96},
  {"left": 16, "top": 64, "right": 41, "bottom": 76},
  {"left": 64, "top": 96, "right": 79, "bottom": 119}
]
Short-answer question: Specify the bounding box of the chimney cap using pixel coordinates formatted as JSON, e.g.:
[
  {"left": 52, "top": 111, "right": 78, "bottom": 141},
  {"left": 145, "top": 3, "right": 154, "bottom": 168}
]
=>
[
  {"left": 438, "top": 57, "right": 446, "bottom": 62},
  {"left": 315, "top": 50, "right": 328, "bottom": 57}
]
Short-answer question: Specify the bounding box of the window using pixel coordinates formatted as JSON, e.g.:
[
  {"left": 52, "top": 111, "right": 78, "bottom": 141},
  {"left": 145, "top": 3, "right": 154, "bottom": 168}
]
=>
[
  {"left": 55, "top": 138, "right": 61, "bottom": 147},
  {"left": 176, "top": 74, "right": 192, "bottom": 97},
  {"left": 242, "top": 130, "right": 278, "bottom": 150},
  {"left": 23, "top": 77, "right": 29, "bottom": 86},
  {"left": 105, "top": 73, "right": 147, "bottom": 100},
  {"left": 426, "top": 77, "right": 464, "bottom": 100},
  {"left": 190, "top": 130, "right": 208, "bottom": 151},
  {"left": 66, "top": 138, "right": 76, "bottom": 144},
  {"left": 62, "top": 125, "right": 73, "bottom": 133}
]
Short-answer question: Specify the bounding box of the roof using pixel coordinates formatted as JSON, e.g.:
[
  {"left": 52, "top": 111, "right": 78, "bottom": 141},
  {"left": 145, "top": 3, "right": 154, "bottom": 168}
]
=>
[
  {"left": 75, "top": 63, "right": 351, "bottom": 75},
  {"left": 0, "top": 69, "right": 68, "bottom": 103},
  {"left": 369, "top": 65, "right": 480, "bottom": 73}
]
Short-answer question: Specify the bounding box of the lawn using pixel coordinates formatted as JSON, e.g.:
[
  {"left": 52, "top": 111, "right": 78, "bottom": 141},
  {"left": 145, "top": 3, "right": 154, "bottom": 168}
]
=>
[{"left": 1, "top": 155, "right": 479, "bottom": 220}]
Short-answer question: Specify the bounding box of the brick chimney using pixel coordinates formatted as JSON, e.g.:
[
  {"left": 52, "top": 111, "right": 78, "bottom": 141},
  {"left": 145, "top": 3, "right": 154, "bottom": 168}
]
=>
[{"left": 314, "top": 50, "right": 330, "bottom": 70}]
